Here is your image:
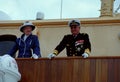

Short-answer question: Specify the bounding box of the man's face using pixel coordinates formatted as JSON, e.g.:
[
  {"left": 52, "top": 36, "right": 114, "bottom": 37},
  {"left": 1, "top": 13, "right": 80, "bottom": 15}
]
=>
[
  {"left": 23, "top": 26, "right": 32, "bottom": 35},
  {"left": 70, "top": 25, "right": 80, "bottom": 35}
]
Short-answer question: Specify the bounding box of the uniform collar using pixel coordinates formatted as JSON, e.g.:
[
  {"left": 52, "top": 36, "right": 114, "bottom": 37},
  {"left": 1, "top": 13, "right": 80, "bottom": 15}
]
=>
[
  {"left": 72, "top": 33, "right": 80, "bottom": 38},
  {"left": 21, "top": 33, "right": 32, "bottom": 40}
]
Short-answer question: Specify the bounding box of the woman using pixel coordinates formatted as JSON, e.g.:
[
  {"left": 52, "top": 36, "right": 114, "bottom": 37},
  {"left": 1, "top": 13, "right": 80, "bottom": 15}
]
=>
[{"left": 8, "top": 21, "right": 41, "bottom": 59}]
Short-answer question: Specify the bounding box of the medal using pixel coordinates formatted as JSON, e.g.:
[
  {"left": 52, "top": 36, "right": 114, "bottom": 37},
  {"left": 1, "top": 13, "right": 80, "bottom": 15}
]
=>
[{"left": 77, "top": 47, "right": 81, "bottom": 51}]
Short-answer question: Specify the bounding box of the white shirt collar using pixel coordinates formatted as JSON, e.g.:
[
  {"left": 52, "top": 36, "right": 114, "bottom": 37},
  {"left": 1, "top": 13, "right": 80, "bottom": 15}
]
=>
[{"left": 23, "top": 35, "right": 29, "bottom": 41}]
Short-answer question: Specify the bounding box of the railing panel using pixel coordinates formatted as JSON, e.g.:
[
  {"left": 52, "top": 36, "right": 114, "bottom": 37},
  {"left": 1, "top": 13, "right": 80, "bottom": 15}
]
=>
[{"left": 16, "top": 56, "right": 120, "bottom": 82}]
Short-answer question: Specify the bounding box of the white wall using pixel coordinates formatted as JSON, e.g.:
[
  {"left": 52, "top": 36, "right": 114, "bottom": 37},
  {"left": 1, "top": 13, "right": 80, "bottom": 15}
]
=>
[{"left": 0, "top": 18, "right": 120, "bottom": 57}]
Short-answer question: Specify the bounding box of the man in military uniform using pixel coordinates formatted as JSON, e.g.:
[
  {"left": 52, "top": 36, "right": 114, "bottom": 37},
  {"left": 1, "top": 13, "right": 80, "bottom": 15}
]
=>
[{"left": 48, "top": 19, "right": 91, "bottom": 59}]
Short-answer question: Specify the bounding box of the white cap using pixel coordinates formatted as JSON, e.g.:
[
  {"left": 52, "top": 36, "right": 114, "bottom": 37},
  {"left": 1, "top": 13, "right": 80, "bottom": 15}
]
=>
[
  {"left": 19, "top": 21, "right": 35, "bottom": 32},
  {"left": 68, "top": 19, "right": 80, "bottom": 27}
]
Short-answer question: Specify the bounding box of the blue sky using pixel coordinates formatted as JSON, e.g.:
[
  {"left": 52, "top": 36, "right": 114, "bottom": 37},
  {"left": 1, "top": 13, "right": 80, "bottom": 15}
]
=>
[{"left": 0, "top": 0, "right": 119, "bottom": 20}]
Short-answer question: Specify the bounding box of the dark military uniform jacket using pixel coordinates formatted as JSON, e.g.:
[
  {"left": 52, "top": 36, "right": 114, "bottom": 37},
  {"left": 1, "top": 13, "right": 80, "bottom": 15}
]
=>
[{"left": 53, "top": 33, "right": 91, "bottom": 56}]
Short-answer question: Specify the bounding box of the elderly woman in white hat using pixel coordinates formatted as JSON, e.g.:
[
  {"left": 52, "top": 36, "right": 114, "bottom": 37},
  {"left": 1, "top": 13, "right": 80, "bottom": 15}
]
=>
[
  {"left": 8, "top": 21, "right": 41, "bottom": 59},
  {"left": 48, "top": 19, "right": 91, "bottom": 59}
]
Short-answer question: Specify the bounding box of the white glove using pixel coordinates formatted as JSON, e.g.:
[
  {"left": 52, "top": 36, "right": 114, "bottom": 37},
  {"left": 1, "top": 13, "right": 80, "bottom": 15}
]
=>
[
  {"left": 82, "top": 53, "right": 89, "bottom": 58},
  {"left": 48, "top": 53, "right": 56, "bottom": 59},
  {"left": 32, "top": 54, "right": 39, "bottom": 59}
]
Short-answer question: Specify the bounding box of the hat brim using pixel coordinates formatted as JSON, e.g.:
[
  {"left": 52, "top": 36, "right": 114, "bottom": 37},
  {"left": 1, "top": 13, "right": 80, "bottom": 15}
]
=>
[
  {"left": 20, "top": 25, "right": 35, "bottom": 32},
  {"left": 70, "top": 23, "right": 80, "bottom": 27}
]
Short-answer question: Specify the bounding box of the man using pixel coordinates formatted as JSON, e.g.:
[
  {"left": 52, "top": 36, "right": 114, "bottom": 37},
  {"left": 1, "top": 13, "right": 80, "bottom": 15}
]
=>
[
  {"left": 8, "top": 21, "right": 41, "bottom": 59},
  {"left": 48, "top": 19, "right": 91, "bottom": 59}
]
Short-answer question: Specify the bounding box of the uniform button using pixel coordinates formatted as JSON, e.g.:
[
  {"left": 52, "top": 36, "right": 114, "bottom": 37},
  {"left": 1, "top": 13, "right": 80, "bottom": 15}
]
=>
[
  {"left": 66, "top": 44, "right": 69, "bottom": 46},
  {"left": 73, "top": 54, "right": 75, "bottom": 56}
]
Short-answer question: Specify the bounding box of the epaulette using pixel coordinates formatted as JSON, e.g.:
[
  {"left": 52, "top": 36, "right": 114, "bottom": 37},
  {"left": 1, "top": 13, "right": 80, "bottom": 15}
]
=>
[
  {"left": 66, "top": 34, "right": 72, "bottom": 36},
  {"left": 81, "top": 33, "right": 87, "bottom": 35}
]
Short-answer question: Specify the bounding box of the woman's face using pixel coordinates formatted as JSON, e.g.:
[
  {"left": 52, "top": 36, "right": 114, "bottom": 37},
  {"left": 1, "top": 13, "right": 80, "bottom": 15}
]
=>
[{"left": 23, "top": 26, "right": 32, "bottom": 35}]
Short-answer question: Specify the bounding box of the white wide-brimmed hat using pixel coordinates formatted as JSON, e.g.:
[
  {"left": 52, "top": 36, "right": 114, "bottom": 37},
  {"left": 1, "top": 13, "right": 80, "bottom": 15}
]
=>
[
  {"left": 68, "top": 19, "right": 80, "bottom": 27},
  {"left": 19, "top": 21, "right": 35, "bottom": 32}
]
